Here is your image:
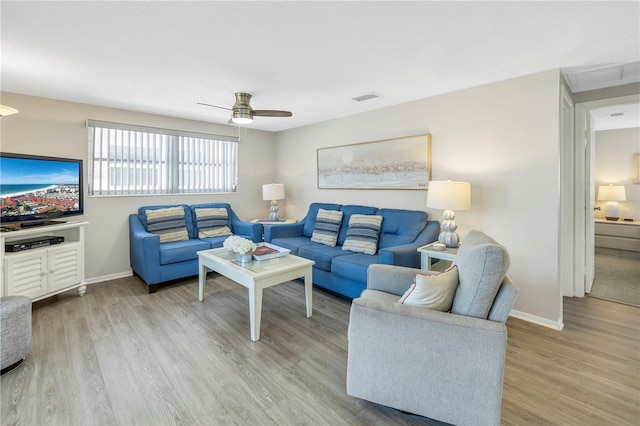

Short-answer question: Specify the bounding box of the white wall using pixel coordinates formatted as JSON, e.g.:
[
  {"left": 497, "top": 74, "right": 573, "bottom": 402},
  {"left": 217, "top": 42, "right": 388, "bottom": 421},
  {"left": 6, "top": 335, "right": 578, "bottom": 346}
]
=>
[
  {"left": 0, "top": 92, "right": 278, "bottom": 282},
  {"left": 595, "top": 128, "right": 640, "bottom": 220},
  {"left": 276, "top": 69, "right": 563, "bottom": 326}
]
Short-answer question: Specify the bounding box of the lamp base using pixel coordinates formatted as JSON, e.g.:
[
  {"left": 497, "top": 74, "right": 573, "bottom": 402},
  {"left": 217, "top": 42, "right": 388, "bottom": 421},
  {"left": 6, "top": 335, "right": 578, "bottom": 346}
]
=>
[
  {"left": 438, "top": 210, "right": 460, "bottom": 248},
  {"left": 604, "top": 202, "right": 620, "bottom": 222},
  {"left": 438, "top": 231, "right": 459, "bottom": 248},
  {"left": 268, "top": 200, "right": 280, "bottom": 221}
]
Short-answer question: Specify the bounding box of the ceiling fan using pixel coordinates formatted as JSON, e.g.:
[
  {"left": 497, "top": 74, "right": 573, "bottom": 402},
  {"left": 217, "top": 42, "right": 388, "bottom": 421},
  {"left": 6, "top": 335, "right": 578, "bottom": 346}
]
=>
[{"left": 198, "top": 92, "right": 292, "bottom": 124}]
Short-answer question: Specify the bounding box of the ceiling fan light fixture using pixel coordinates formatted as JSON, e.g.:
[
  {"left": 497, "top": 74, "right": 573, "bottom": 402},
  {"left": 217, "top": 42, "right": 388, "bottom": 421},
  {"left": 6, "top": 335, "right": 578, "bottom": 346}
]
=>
[
  {"left": 0, "top": 104, "right": 19, "bottom": 117},
  {"left": 232, "top": 109, "right": 253, "bottom": 124}
]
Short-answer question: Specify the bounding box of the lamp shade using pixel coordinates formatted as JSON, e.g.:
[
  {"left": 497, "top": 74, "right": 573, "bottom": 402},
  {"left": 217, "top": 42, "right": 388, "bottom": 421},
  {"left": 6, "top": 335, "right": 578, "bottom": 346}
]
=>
[
  {"left": 597, "top": 185, "right": 626, "bottom": 201},
  {"left": 427, "top": 180, "right": 471, "bottom": 210},
  {"left": 262, "top": 183, "right": 285, "bottom": 201}
]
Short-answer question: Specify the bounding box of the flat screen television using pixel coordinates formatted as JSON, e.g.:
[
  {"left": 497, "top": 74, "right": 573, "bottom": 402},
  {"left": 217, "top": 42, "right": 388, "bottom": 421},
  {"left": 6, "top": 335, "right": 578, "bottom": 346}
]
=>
[{"left": 0, "top": 152, "right": 84, "bottom": 226}]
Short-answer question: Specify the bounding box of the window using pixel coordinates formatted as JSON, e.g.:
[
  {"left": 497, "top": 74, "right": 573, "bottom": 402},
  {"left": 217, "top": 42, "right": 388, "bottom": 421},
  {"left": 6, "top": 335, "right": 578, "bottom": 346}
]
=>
[{"left": 87, "top": 120, "right": 238, "bottom": 196}]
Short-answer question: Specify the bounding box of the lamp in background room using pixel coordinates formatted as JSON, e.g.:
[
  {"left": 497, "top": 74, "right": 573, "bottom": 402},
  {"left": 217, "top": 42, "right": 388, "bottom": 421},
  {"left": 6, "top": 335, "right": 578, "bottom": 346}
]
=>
[
  {"left": 597, "top": 184, "right": 626, "bottom": 221},
  {"left": 0, "top": 105, "right": 19, "bottom": 117},
  {"left": 427, "top": 180, "right": 471, "bottom": 248},
  {"left": 262, "top": 183, "right": 285, "bottom": 221}
]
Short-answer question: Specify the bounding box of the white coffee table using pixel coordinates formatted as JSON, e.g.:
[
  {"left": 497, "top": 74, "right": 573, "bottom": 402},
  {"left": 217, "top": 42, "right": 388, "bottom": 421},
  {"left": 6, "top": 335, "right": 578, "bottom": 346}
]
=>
[{"left": 197, "top": 248, "right": 314, "bottom": 341}]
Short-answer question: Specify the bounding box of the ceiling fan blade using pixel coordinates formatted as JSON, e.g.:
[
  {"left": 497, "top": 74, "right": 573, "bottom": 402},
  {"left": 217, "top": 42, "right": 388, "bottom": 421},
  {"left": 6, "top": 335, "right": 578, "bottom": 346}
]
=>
[
  {"left": 252, "top": 110, "right": 293, "bottom": 117},
  {"left": 197, "top": 102, "right": 232, "bottom": 111}
]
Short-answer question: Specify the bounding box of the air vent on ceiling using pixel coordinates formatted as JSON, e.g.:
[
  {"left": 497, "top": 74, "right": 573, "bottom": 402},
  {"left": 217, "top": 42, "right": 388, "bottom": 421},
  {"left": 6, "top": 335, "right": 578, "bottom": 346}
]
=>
[
  {"left": 352, "top": 93, "right": 379, "bottom": 102},
  {"left": 609, "top": 112, "right": 625, "bottom": 118},
  {"left": 562, "top": 60, "right": 640, "bottom": 93}
]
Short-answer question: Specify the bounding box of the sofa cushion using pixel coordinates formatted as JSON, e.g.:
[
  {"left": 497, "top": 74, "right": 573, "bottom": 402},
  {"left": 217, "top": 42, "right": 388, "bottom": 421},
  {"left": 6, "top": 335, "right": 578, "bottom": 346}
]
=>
[
  {"left": 451, "top": 230, "right": 510, "bottom": 319},
  {"left": 145, "top": 206, "right": 190, "bottom": 243},
  {"left": 302, "top": 203, "right": 342, "bottom": 237},
  {"left": 269, "top": 237, "right": 315, "bottom": 255},
  {"left": 337, "top": 205, "right": 379, "bottom": 245},
  {"left": 399, "top": 266, "right": 459, "bottom": 311},
  {"left": 298, "top": 243, "right": 350, "bottom": 272},
  {"left": 331, "top": 253, "right": 379, "bottom": 284},
  {"left": 193, "top": 207, "right": 232, "bottom": 238},
  {"left": 200, "top": 235, "right": 232, "bottom": 249},
  {"left": 311, "top": 208, "right": 344, "bottom": 246},
  {"left": 342, "top": 214, "right": 383, "bottom": 255},
  {"left": 377, "top": 209, "right": 428, "bottom": 249},
  {"left": 159, "top": 239, "right": 211, "bottom": 265}
]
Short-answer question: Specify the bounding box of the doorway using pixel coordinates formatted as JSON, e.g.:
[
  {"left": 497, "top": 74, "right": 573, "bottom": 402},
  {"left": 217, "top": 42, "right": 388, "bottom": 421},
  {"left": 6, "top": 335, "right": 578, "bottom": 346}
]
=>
[{"left": 572, "top": 94, "right": 640, "bottom": 300}]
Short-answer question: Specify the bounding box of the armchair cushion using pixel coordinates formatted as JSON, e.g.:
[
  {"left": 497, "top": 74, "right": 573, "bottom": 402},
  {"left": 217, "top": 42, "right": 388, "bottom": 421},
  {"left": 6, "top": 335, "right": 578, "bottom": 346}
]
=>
[
  {"left": 342, "top": 214, "right": 383, "bottom": 255},
  {"left": 145, "top": 206, "right": 189, "bottom": 243},
  {"left": 451, "top": 230, "right": 511, "bottom": 319},
  {"left": 399, "top": 265, "right": 458, "bottom": 311}
]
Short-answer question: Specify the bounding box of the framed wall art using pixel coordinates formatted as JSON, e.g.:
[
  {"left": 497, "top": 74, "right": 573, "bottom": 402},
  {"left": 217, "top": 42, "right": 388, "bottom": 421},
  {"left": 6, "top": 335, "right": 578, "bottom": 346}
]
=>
[{"left": 317, "top": 134, "right": 431, "bottom": 189}]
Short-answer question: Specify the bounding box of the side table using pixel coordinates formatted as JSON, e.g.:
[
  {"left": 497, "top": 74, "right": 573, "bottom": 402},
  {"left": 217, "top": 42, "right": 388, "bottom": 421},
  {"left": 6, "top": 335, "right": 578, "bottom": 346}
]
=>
[{"left": 417, "top": 243, "right": 459, "bottom": 271}]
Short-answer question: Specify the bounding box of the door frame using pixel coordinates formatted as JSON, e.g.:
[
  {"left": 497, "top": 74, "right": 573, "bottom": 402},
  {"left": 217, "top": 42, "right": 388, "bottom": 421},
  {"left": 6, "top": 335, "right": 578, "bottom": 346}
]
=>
[{"left": 572, "top": 94, "right": 640, "bottom": 297}]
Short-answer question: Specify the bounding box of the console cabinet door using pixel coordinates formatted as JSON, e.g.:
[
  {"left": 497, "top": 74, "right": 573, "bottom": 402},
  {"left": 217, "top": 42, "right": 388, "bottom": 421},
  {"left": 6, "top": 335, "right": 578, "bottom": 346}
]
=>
[
  {"left": 5, "top": 251, "right": 48, "bottom": 299},
  {"left": 48, "top": 243, "right": 83, "bottom": 292}
]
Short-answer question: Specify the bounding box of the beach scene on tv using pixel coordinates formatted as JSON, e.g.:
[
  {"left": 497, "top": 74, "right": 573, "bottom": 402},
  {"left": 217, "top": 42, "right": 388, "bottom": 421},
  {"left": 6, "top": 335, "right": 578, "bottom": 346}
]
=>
[{"left": 0, "top": 156, "right": 81, "bottom": 219}]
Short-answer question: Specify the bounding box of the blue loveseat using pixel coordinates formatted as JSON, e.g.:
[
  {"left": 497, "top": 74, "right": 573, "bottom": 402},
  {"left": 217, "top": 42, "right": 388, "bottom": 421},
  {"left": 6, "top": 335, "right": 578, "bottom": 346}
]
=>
[
  {"left": 129, "top": 203, "right": 262, "bottom": 291},
  {"left": 265, "top": 203, "right": 439, "bottom": 298}
]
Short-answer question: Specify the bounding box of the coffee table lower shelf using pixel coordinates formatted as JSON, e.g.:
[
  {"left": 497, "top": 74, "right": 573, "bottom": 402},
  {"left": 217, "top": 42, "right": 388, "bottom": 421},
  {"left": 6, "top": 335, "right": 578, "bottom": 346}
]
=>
[{"left": 197, "top": 248, "right": 314, "bottom": 341}]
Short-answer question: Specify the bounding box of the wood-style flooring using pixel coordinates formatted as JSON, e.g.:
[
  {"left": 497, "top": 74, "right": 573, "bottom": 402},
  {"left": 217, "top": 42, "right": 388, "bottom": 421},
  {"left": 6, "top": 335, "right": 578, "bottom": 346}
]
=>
[{"left": 1, "top": 273, "right": 639, "bottom": 425}]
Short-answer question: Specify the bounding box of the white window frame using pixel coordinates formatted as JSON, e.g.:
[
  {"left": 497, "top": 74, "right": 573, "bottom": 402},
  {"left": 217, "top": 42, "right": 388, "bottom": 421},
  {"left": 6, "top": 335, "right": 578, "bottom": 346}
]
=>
[{"left": 87, "top": 120, "right": 239, "bottom": 196}]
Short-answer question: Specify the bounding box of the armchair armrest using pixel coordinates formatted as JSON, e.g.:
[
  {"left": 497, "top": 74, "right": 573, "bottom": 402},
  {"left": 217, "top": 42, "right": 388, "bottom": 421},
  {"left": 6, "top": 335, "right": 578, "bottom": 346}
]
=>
[
  {"left": 367, "top": 264, "right": 436, "bottom": 296},
  {"left": 265, "top": 222, "right": 304, "bottom": 242}
]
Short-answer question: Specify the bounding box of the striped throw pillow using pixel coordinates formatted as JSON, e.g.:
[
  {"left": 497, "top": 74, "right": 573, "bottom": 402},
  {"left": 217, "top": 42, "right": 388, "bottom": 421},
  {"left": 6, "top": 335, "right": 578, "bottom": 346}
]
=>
[
  {"left": 194, "top": 207, "right": 232, "bottom": 238},
  {"left": 342, "top": 214, "right": 383, "bottom": 255},
  {"left": 311, "top": 208, "right": 343, "bottom": 247},
  {"left": 145, "top": 206, "right": 189, "bottom": 243}
]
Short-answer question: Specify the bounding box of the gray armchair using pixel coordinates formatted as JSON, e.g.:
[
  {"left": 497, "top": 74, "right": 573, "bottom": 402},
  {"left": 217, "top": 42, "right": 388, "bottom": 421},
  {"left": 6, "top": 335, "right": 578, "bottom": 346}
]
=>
[{"left": 346, "top": 230, "right": 517, "bottom": 426}]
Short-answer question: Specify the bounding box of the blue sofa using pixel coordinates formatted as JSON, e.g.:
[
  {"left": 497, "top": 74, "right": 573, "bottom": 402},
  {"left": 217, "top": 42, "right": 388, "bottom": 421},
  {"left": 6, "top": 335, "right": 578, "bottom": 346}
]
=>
[
  {"left": 129, "top": 203, "right": 262, "bottom": 291},
  {"left": 265, "top": 203, "right": 439, "bottom": 298}
]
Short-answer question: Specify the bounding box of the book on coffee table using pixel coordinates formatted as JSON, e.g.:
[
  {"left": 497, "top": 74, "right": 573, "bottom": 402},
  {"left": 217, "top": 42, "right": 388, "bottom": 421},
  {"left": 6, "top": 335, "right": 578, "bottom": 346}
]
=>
[{"left": 252, "top": 242, "right": 290, "bottom": 260}]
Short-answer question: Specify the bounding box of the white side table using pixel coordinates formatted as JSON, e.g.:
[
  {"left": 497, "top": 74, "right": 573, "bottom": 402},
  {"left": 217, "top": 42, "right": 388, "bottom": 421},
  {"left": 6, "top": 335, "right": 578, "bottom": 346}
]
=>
[{"left": 417, "top": 243, "right": 459, "bottom": 271}]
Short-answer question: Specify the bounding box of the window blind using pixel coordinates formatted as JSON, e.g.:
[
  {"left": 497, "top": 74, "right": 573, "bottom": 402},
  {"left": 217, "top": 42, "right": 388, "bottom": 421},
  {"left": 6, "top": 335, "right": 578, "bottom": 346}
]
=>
[{"left": 87, "top": 120, "right": 238, "bottom": 196}]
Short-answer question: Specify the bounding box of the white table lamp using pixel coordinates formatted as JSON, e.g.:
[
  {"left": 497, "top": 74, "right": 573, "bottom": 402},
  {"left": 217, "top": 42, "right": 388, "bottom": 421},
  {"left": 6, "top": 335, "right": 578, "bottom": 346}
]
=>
[
  {"left": 597, "top": 184, "right": 626, "bottom": 221},
  {"left": 262, "top": 183, "right": 285, "bottom": 221},
  {"left": 427, "top": 180, "right": 471, "bottom": 248}
]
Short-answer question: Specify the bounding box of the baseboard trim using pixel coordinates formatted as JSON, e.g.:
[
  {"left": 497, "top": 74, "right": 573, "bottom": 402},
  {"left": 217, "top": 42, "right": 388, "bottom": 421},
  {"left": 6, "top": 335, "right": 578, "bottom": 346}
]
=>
[
  {"left": 85, "top": 271, "right": 133, "bottom": 285},
  {"left": 510, "top": 309, "right": 564, "bottom": 331}
]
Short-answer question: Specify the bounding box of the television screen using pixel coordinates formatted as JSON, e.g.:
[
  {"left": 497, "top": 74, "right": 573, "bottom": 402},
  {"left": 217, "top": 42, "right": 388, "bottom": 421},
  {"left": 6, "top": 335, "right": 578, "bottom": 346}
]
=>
[{"left": 0, "top": 152, "right": 84, "bottom": 224}]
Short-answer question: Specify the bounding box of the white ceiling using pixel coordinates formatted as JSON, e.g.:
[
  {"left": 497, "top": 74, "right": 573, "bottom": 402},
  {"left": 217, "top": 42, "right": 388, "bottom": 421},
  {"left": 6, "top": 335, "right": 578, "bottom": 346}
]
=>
[{"left": 1, "top": 1, "right": 639, "bottom": 132}]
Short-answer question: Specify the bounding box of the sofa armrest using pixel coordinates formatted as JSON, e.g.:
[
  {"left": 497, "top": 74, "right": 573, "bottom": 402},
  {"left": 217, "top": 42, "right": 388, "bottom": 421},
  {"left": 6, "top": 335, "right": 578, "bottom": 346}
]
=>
[
  {"left": 347, "top": 295, "right": 506, "bottom": 426},
  {"left": 378, "top": 244, "right": 422, "bottom": 267},
  {"left": 378, "top": 220, "right": 440, "bottom": 267},
  {"left": 367, "top": 264, "right": 436, "bottom": 296},
  {"left": 265, "top": 222, "right": 305, "bottom": 242},
  {"left": 129, "top": 214, "right": 162, "bottom": 284},
  {"left": 231, "top": 220, "right": 263, "bottom": 243}
]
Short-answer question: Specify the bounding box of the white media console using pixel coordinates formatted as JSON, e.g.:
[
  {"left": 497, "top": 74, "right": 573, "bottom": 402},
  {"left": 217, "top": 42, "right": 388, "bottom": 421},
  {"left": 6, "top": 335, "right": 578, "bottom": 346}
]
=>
[{"left": 1, "top": 220, "right": 88, "bottom": 300}]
